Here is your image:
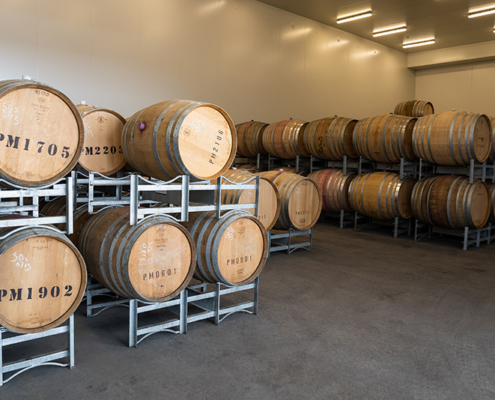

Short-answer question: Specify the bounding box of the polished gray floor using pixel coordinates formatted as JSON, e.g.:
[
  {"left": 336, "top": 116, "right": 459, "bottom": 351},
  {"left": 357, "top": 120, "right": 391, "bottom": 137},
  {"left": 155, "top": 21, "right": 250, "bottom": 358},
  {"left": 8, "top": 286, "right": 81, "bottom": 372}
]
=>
[{"left": 2, "top": 222, "right": 495, "bottom": 400}]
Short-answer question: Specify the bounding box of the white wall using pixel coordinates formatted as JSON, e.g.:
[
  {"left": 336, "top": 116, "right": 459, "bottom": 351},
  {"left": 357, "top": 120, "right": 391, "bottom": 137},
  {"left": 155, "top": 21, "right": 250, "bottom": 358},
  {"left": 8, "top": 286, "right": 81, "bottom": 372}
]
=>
[
  {"left": 0, "top": 0, "right": 415, "bottom": 123},
  {"left": 415, "top": 60, "right": 495, "bottom": 116}
]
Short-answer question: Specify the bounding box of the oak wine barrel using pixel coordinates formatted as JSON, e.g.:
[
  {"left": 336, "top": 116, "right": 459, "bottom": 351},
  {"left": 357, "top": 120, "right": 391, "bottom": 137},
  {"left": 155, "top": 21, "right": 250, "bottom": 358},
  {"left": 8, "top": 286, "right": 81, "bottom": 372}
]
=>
[
  {"left": 412, "top": 111, "right": 491, "bottom": 166},
  {"left": 303, "top": 117, "right": 358, "bottom": 160},
  {"left": 273, "top": 166, "right": 310, "bottom": 176},
  {"left": 259, "top": 171, "right": 322, "bottom": 230},
  {"left": 307, "top": 169, "right": 356, "bottom": 212},
  {"left": 77, "top": 105, "right": 126, "bottom": 175},
  {"left": 123, "top": 100, "right": 236, "bottom": 181},
  {"left": 348, "top": 172, "right": 415, "bottom": 220},
  {"left": 0, "top": 225, "right": 86, "bottom": 333},
  {"left": 299, "top": 122, "right": 311, "bottom": 157},
  {"left": 488, "top": 116, "right": 495, "bottom": 162},
  {"left": 221, "top": 169, "right": 281, "bottom": 231},
  {"left": 353, "top": 114, "right": 417, "bottom": 163},
  {"left": 0, "top": 79, "right": 84, "bottom": 186},
  {"left": 411, "top": 175, "right": 490, "bottom": 229},
  {"left": 394, "top": 100, "right": 434, "bottom": 118},
  {"left": 490, "top": 184, "right": 495, "bottom": 223},
  {"left": 262, "top": 119, "right": 307, "bottom": 159},
  {"left": 235, "top": 121, "right": 268, "bottom": 157},
  {"left": 80, "top": 207, "right": 196, "bottom": 302},
  {"left": 182, "top": 210, "right": 268, "bottom": 286}
]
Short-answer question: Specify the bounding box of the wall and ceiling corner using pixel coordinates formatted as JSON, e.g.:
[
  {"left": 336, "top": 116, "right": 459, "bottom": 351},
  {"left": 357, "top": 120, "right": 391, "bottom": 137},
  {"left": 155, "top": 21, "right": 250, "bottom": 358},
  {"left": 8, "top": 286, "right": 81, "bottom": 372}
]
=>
[{"left": 0, "top": 0, "right": 415, "bottom": 123}]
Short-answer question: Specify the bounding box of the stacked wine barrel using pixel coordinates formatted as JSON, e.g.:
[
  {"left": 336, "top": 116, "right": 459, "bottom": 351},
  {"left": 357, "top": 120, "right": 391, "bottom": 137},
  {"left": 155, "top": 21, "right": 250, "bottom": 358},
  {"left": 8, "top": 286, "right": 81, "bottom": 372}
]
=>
[
  {"left": 412, "top": 176, "right": 490, "bottom": 229},
  {"left": 181, "top": 210, "right": 268, "bottom": 286},
  {"left": 123, "top": 100, "right": 237, "bottom": 181},
  {"left": 259, "top": 170, "right": 322, "bottom": 230},
  {"left": 348, "top": 172, "right": 416, "bottom": 220},
  {"left": 236, "top": 121, "right": 268, "bottom": 158},
  {"left": 394, "top": 100, "right": 434, "bottom": 118},
  {"left": 80, "top": 207, "right": 196, "bottom": 302},
  {"left": 308, "top": 169, "right": 356, "bottom": 213},
  {"left": 261, "top": 119, "right": 307, "bottom": 159},
  {"left": 0, "top": 79, "right": 84, "bottom": 186},
  {"left": 77, "top": 104, "right": 127, "bottom": 175},
  {"left": 220, "top": 169, "right": 281, "bottom": 231},
  {"left": 0, "top": 79, "right": 88, "bottom": 334}
]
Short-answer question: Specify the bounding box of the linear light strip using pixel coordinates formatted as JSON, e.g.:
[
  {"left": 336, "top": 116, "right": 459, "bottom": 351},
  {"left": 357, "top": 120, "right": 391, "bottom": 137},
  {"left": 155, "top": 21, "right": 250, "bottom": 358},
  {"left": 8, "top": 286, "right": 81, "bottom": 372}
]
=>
[
  {"left": 336, "top": 11, "right": 372, "bottom": 24},
  {"left": 373, "top": 27, "right": 407, "bottom": 37},
  {"left": 403, "top": 39, "right": 435, "bottom": 48},
  {"left": 468, "top": 8, "right": 495, "bottom": 18}
]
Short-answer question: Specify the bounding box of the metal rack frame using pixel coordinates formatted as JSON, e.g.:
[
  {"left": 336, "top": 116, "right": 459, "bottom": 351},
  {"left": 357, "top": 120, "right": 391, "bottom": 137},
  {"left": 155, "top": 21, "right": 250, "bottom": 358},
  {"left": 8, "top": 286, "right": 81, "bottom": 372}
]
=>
[
  {"left": 79, "top": 172, "right": 260, "bottom": 224},
  {"left": 268, "top": 228, "right": 313, "bottom": 254},
  {"left": 0, "top": 177, "right": 74, "bottom": 232},
  {"left": 0, "top": 316, "right": 74, "bottom": 386},
  {"left": 84, "top": 278, "right": 259, "bottom": 347}
]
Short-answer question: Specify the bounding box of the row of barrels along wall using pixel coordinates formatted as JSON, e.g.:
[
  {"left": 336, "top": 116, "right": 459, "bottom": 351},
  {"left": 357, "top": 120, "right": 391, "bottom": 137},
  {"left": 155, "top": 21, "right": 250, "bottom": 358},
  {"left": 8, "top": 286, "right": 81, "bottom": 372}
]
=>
[{"left": 236, "top": 101, "right": 495, "bottom": 167}]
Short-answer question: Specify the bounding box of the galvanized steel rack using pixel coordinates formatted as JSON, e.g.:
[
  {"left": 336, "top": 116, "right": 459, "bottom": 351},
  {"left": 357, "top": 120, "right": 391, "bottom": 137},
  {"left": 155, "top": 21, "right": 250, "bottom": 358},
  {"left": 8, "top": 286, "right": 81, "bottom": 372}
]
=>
[
  {"left": 0, "top": 316, "right": 74, "bottom": 386},
  {"left": 0, "top": 176, "right": 75, "bottom": 232},
  {"left": 354, "top": 213, "right": 412, "bottom": 239},
  {"left": 268, "top": 228, "right": 312, "bottom": 254},
  {"left": 185, "top": 277, "right": 259, "bottom": 328},
  {"left": 85, "top": 277, "right": 129, "bottom": 318},
  {"left": 84, "top": 278, "right": 259, "bottom": 347},
  {"left": 78, "top": 172, "right": 260, "bottom": 224}
]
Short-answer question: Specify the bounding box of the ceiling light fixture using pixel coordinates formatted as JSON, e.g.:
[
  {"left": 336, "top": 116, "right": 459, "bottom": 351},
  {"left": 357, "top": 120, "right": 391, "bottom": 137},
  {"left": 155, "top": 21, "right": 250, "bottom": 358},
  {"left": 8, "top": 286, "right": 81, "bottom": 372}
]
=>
[
  {"left": 402, "top": 38, "right": 435, "bottom": 48},
  {"left": 336, "top": 11, "right": 372, "bottom": 24},
  {"left": 468, "top": 7, "right": 495, "bottom": 18},
  {"left": 373, "top": 26, "right": 407, "bottom": 37}
]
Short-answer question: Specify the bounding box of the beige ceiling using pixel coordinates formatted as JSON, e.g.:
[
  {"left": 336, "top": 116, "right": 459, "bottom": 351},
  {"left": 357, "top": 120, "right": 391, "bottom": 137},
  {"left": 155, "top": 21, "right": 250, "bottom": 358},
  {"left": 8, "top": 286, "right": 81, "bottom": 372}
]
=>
[{"left": 256, "top": 0, "right": 495, "bottom": 53}]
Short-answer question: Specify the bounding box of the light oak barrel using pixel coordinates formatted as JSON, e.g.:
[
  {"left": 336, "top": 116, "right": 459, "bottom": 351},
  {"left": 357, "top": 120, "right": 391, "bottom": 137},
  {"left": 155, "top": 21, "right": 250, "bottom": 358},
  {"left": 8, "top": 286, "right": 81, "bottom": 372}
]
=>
[
  {"left": 181, "top": 210, "right": 268, "bottom": 286},
  {"left": 221, "top": 169, "right": 281, "bottom": 231},
  {"left": 272, "top": 166, "right": 310, "bottom": 176},
  {"left": 394, "top": 100, "right": 434, "bottom": 118},
  {"left": 298, "top": 122, "right": 311, "bottom": 157},
  {"left": 122, "top": 100, "right": 236, "bottom": 181},
  {"left": 259, "top": 171, "right": 322, "bottom": 230},
  {"left": 235, "top": 121, "right": 268, "bottom": 157},
  {"left": 308, "top": 169, "right": 357, "bottom": 212},
  {"left": 488, "top": 116, "right": 495, "bottom": 162},
  {"left": 79, "top": 207, "right": 196, "bottom": 302},
  {"left": 353, "top": 114, "right": 417, "bottom": 163},
  {"left": 0, "top": 224, "right": 87, "bottom": 333},
  {"left": 303, "top": 117, "right": 358, "bottom": 160},
  {"left": 412, "top": 111, "right": 491, "bottom": 166},
  {"left": 76, "top": 105, "right": 126, "bottom": 175},
  {"left": 348, "top": 172, "right": 416, "bottom": 220},
  {"left": 411, "top": 175, "right": 490, "bottom": 229},
  {"left": 262, "top": 119, "right": 307, "bottom": 159},
  {"left": 0, "top": 79, "right": 84, "bottom": 186}
]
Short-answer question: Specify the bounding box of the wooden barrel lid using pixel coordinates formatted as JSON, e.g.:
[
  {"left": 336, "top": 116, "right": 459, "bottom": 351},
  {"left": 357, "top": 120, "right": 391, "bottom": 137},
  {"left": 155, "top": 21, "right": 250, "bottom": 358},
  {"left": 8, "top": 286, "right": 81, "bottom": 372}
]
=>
[
  {"left": 127, "top": 222, "right": 193, "bottom": 300},
  {"left": 396, "top": 177, "right": 416, "bottom": 219},
  {"left": 77, "top": 106, "right": 126, "bottom": 175},
  {"left": 215, "top": 214, "right": 266, "bottom": 285},
  {"left": 0, "top": 228, "right": 86, "bottom": 333},
  {"left": 468, "top": 181, "right": 490, "bottom": 228},
  {"left": 472, "top": 115, "right": 491, "bottom": 163},
  {"left": 178, "top": 106, "right": 234, "bottom": 180},
  {"left": 288, "top": 179, "right": 321, "bottom": 230},
  {"left": 0, "top": 80, "right": 84, "bottom": 186}
]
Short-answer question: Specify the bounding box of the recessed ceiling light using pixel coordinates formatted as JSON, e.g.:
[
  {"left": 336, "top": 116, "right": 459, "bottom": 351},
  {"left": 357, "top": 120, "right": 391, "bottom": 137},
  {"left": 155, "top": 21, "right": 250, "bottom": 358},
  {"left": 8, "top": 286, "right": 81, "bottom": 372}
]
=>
[
  {"left": 468, "top": 7, "right": 495, "bottom": 18},
  {"left": 403, "top": 38, "right": 435, "bottom": 48},
  {"left": 373, "top": 26, "right": 407, "bottom": 37},
  {"left": 336, "top": 11, "right": 372, "bottom": 24}
]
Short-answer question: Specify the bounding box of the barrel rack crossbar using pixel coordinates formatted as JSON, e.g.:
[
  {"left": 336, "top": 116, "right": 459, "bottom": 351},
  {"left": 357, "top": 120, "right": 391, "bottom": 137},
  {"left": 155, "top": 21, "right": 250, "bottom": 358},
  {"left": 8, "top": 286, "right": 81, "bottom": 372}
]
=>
[
  {"left": 354, "top": 213, "right": 412, "bottom": 239},
  {"left": 0, "top": 177, "right": 74, "bottom": 233},
  {"left": 75, "top": 172, "right": 260, "bottom": 225},
  {"left": 84, "top": 278, "right": 259, "bottom": 347},
  {"left": 268, "top": 229, "right": 312, "bottom": 254},
  {"left": 0, "top": 316, "right": 74, "bottom": 386}
]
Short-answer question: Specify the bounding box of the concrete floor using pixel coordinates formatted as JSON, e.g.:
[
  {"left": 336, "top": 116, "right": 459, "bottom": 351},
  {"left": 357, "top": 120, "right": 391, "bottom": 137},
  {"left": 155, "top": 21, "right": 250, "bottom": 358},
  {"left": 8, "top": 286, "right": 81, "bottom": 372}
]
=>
[{"left": 2, "top": 222, "right": 495, "bottom": 400}]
